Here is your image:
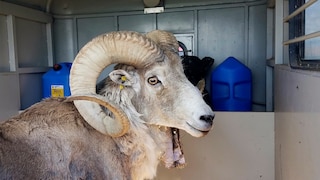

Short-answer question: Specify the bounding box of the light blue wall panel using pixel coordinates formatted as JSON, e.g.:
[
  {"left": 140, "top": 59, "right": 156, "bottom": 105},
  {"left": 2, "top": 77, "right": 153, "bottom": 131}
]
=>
[
  {"left": 157, "top": 11, "right": 194, "bottom": 32},
  {"left": 198, "top": 7, "right": 246, "bottom": 65},
  {"left": 77, "top": 16, "right": 116, "bottom": 50},
  {"left": 198, "top": 6, "right": 267, "bottom": 111},
  {"left": 248, "top": 4, "right": 267, "bottom": 110},
  {"left": 19, "top": 73, "right": 43, "bottom": 110},
  {"left": 16, "top": 17, "right": 48, "bottom": 67},
  {"left": 52, "top": 2, "right": 267, "bottom": 111},
  {"left": 0, "top": 73, "right": 20, "bottom": 120},
  {"left": 0, "top": 15, "right": 10, "bottom": 72},
  {"left": 49, "top": 0, "right": 265, "bottom": 15},
  {"left": 118, "top": 14, "right": 155, "bottom": 33},
  {"left": 53, "top": 19, "right": 76, "bottom": 63}
]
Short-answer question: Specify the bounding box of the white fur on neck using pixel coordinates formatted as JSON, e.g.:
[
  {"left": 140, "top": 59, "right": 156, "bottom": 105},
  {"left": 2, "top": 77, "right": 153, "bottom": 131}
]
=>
[{"left": 101, "top": 84, "right": 168, "bottom": 179}]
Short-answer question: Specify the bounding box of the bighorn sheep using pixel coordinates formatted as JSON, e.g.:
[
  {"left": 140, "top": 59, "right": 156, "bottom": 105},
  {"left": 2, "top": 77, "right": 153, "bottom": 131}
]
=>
[{"left": 0, "top": 30, "right": 214, "bottom": 179}]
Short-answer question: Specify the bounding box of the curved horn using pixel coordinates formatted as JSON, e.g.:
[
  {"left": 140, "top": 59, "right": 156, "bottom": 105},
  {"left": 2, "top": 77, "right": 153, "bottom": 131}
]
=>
[
  {"left": 65, "top": 95, "right": 129, "bottom": 137},
  {"left": 70, "top": 31, "right": 164, "bottom": 137},
  {"left": 146, "top": 30, "right": 179, "bottom": 52}
]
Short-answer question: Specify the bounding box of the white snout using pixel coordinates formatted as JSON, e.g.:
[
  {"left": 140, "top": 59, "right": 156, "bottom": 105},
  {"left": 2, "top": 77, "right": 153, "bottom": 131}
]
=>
[{"left": 180, "top": 85, "right": 215, "bottom": 137}]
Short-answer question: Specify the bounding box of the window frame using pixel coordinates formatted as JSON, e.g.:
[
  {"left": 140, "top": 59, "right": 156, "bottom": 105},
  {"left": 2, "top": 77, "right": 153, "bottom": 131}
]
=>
[{"left": 284, "top": 0, "right": 320, "bottom": 70}]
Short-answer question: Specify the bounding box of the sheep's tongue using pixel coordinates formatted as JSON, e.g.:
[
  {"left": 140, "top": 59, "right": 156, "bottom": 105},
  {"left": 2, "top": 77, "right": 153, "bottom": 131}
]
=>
[
  {"left": 171, "top": 128, "right": 185, "bottom": 168},
  {"left": 163, "top": 128, "right": 186, "bottom": 169}
]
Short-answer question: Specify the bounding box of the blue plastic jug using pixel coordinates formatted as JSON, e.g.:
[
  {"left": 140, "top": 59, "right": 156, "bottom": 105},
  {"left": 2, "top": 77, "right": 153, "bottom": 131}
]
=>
[
  {"left": 42, "top": 62, "right": 72, "bottom": 98},
  {"left": 210, "top": 57, "right": 252, "bottom": 111}
]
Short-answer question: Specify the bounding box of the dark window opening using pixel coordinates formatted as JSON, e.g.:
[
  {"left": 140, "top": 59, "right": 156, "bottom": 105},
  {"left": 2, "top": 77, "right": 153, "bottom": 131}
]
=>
[{"left": 288, "top": 0, "right": 320, "bottom": 70}]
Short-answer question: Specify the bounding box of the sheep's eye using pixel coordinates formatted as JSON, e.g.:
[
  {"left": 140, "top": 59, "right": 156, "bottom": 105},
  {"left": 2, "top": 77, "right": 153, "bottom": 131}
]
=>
[{"left": 148, "top": 76, "right": 160, "bottom": 85}]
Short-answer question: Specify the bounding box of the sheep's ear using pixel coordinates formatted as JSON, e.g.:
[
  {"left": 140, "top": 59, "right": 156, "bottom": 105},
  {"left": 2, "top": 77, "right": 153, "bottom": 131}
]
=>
[
  {"left": 196, "top": 78, "right": 205, "bottom": 93},
  {"left": 109, "top": 69, "right": 136, "bottom": 87}
]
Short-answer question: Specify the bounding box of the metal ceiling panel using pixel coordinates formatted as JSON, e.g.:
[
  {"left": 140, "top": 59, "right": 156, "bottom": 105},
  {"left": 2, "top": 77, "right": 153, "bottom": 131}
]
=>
[{"left": 1, "top": 0, "right": 264, "bottom": 14}]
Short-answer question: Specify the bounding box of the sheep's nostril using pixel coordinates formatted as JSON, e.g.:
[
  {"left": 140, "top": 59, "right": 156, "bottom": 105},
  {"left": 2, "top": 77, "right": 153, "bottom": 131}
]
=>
[{"left": 200, "top": 114, "right": 214, "bottom": 125}]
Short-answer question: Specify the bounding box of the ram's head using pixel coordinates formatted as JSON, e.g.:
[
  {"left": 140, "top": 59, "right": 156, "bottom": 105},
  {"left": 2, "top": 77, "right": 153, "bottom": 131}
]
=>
[{"left": 68, "top": 30, "right": 214, "bottom": 168}]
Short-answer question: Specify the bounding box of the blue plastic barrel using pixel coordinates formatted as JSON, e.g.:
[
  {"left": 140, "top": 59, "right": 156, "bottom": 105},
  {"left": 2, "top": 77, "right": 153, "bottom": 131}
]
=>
[
  {"left": 42, "top": 62, "right": 72, "bottom": 98},
  {"left": 210, "top": 57, "right": 252, "bottom": 111}
]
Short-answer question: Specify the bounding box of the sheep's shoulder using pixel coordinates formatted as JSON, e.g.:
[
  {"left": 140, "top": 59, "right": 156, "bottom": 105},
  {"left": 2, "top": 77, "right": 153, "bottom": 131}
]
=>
[
  {"left": 0, "top": 98, "right": 127, "bottom": 179},
  {"left": 1, "top": 98, "right": 91, "bottom": 134}
]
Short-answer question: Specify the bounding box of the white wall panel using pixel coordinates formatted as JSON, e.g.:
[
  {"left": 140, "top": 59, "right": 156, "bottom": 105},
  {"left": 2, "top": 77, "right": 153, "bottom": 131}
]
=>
[
  {"left": 157, "top": 112, "right": 274, "bottom": 180},
  {"left": 275, "top": 65, "right": 320, "bottom": 180}
]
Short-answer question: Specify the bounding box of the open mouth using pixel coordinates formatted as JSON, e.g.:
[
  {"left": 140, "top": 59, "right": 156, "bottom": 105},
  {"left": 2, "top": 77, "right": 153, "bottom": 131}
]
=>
[
  {"left": 161, "top": 128, "right": 186, "bottom": 169},
  {"left": 171, "top": 128, "right": 185, "bottom": 168},
  {"left": 160, "top": 124, "right": 212, "bottom": 168}
]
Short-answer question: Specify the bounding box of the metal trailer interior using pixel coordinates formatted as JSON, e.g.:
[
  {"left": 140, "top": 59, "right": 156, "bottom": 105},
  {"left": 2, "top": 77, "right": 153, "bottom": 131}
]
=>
[{"left": 0, "top": 0, "right": 319, "bottom": 179}]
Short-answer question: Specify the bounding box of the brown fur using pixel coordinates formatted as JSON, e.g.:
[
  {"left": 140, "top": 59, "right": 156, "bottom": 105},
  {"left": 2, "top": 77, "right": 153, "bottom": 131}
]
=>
[
  {"left": 0, "top": 31, "right": 214, "bottom": 180},
  {"left": 0, "top": 98, "right": 130, "bottom": 179}
]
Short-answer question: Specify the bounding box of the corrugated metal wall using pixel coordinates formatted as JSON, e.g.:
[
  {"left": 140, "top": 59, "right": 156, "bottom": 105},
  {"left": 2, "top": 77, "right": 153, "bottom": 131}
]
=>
[
  {"left": 0, "top": 2, "right": 52, "bottom": 119},
  {"left": 0, "top": 0, "right": 268, "bottom": 121},
  {"left": 53, "top": 1, "right": 267, "bottom": 111}
]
